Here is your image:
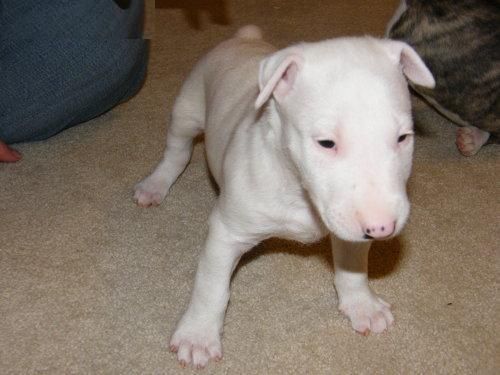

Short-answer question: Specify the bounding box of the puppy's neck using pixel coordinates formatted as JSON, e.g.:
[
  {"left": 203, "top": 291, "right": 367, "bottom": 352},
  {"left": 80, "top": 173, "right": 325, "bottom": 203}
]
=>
[{"left": 258, "top": 101, "right": 304, "bottom": 187}]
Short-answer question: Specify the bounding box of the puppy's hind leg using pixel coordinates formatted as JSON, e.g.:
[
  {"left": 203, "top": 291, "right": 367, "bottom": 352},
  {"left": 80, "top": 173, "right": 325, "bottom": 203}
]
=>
[{"left": 134, "top": 72, "right": 205, "bottom": 207}]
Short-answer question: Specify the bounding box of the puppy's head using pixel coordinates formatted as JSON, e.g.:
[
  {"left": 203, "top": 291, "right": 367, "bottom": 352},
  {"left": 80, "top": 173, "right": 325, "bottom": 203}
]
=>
[{"left": 256, "top": 37, "right": 434, "bottom": 242}]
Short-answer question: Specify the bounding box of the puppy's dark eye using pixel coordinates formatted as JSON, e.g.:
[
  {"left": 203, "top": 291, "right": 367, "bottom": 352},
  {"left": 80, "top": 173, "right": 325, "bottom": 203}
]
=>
[
  {"left": 318, "top": 140, "right": 335, "bottom": 149},
  {"left": 398, "top": 134, "right": 408, "bottom": 143}
]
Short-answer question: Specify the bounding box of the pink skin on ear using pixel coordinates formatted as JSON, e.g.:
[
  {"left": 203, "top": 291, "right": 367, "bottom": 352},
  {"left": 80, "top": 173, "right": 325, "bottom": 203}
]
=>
[
  {"left": 255, "top": 53, "right": 303, "bottom": 109},
  {"left": 274, "top": 61, "right": 299, "bottom": 100},
  {"left": 385, "top": 40, "right": 435, "bottom": 88}
]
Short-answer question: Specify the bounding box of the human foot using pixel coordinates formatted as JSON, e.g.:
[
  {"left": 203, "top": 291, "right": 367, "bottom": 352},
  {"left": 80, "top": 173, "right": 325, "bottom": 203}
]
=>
[{"left": 0, "top": 140, "right": 21, "bottom": 162}]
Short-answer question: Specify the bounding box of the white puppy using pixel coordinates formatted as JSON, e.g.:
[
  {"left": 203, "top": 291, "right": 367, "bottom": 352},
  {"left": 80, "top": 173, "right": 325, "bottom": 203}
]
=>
[{"left": 134, "top": 25, "right": 434, "bottom": 368}]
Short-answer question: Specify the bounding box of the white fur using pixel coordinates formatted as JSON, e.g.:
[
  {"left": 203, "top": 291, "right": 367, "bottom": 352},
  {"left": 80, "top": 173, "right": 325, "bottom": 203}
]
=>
[{"left": 134, "top": 26, "right": 434, "bottom": 368}]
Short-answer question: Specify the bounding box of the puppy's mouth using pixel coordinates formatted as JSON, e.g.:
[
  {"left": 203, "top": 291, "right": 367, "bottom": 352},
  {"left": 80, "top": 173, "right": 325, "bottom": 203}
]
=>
[
  {"left": 362, "top": 232, "right": 395, "bottom": 241},
  {"left": 320, "top": 207, "right": 401, "bottom": 242},
  {"left": 318, "top": 209, "right": 365, "bottom": 242}
]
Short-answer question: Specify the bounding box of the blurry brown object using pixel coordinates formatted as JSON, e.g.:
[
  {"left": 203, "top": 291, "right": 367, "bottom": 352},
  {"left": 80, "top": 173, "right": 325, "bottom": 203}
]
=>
[{"left": 155, "top": 0, "right": 229, "bottom": 29}]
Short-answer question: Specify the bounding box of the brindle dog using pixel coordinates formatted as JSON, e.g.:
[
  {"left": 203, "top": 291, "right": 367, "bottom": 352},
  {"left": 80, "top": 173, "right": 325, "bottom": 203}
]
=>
[{"left": 387, "top": 0, "right": 499, "bottom": 156}]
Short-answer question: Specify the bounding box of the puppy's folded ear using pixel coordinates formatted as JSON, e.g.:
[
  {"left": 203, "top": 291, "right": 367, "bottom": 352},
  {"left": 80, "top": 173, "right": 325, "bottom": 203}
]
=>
[
  {"left": 384, "top": 40, "right": 436, "bottom": 88},
  {"left": 255, "top": 48, "right": 304, "bottom": 109}
]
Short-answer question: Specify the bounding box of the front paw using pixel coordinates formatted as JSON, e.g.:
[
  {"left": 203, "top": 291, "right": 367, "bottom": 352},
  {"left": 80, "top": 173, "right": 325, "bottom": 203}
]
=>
[
  {"left": 339, "top": 293, "right": 394, "bottom": 335},
  {"left": 133, "top": 176, "right": 169, "bottom": 207},
  {"left": 169, "top": 320, "right": 223, "bottom": 369}
]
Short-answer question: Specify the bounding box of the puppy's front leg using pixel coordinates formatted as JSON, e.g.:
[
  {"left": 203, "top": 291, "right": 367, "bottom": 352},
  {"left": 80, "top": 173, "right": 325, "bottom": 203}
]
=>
[
  {"left": 170, "top": 207, "right": 255, "bottom": 368},
  {"left": 331, "top": 236, "right": 394, "bottom": 335}
]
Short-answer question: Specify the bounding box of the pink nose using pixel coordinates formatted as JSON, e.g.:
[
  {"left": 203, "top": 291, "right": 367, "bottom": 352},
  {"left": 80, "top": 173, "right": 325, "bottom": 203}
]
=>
[{"left": 363, "top": 220, "right": 396, "bottom": 240}]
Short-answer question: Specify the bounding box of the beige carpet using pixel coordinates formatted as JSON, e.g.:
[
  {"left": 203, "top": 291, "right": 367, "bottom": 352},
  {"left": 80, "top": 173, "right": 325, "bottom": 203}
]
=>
[{"left": 1, "top": 0, "right": 498, "bottom": 373}]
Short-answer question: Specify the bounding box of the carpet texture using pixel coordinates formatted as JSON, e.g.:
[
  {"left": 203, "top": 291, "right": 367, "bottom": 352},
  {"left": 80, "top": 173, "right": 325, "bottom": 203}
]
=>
[{"left": 1, "top": 0, "right": 498, "bottom": 373}]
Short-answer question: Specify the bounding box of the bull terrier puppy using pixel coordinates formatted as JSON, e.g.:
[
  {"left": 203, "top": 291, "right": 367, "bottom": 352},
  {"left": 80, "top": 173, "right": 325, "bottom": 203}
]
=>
[{"left": 134, "top": 25, "right": 434, "bottom": 368}]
